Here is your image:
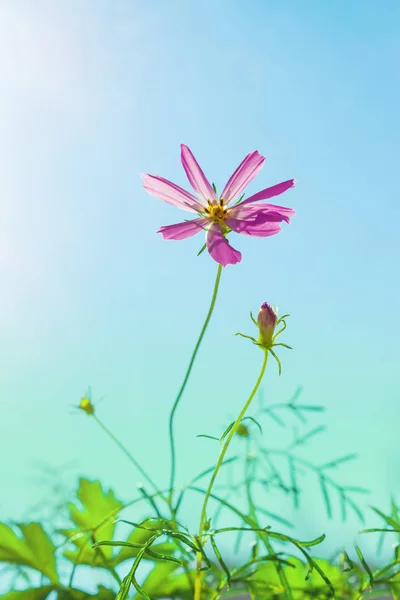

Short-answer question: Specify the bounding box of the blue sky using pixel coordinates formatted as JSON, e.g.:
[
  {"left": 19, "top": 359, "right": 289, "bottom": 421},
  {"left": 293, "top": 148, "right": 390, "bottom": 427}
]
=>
[{"left": 0, "top": 0, "right": 399, "bottom": 562}]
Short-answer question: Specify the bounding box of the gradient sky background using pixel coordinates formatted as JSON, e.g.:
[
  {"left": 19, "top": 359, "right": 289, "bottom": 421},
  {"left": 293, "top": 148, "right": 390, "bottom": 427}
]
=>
[{"left": 1, "top": 0, "right": 399, "bottom": 571}]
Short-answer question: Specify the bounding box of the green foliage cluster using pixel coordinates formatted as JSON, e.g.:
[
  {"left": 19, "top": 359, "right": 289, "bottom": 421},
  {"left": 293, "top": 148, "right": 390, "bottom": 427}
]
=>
[{"left": 1, "top": 388, "right": 399, "bottom": 599}]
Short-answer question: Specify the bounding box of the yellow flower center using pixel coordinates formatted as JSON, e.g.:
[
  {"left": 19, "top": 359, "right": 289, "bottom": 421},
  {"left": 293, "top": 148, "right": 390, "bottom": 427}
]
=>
[{"left": 204, "top": 199, "right": 228, "bottom": 222}]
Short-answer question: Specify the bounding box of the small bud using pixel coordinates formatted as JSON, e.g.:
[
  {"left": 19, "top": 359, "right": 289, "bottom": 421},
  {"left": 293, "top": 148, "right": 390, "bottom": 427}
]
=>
[
  {"left": 236, "top": 424, "right": 249, "bottom": 438},
  {"left": 257, "top": 302, "right": 277, "bottom": 348},
  {"left": 204, "top": 518, "right": 211, "bottom": 532},
  {"left": 79, "top": 396, "right": 94, "bottom": 415}
]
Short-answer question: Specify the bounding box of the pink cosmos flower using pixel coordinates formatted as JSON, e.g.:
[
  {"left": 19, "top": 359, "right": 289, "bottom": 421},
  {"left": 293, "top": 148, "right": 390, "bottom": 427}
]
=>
[{"left": 142, "top": 144, "right": 295, "bottom": 267}]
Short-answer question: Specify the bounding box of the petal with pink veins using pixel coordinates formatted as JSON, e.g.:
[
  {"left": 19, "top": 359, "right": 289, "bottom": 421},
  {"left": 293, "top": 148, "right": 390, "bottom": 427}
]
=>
[
  {"left": 228, "top": 203, "right": 294, "bottom": 224},
  {"left": 180, "top": 144, "right": 217, "bottom": 204},
  {"left": 158, "top": 217, "right": 210, "bottom": 240},
  {"left": 221, "top": 151, "right": 265, "bottom": 205},
  {"left": 225, "top": 216, "right": 282, "bottom": 237},
  {"left": 142, "top": 174, "right": 205, "bottom": 213},
  {"left": 206, "top": 222, "right": 242, "bottom": 267},
  {"left": 239, "top": 179, "right": 296, "bottom": 206}
]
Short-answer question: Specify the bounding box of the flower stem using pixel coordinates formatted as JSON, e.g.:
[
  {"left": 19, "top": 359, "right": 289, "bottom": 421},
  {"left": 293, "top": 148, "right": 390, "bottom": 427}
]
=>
[
  {"left": 194, "top": 350, "right": 269, "bottom": 600},
  {"left": 168, "top": 264, "right": 223, "bottom": 503},
  {"left": 92, "top": 414, "right": 159, "bottom": 495}
]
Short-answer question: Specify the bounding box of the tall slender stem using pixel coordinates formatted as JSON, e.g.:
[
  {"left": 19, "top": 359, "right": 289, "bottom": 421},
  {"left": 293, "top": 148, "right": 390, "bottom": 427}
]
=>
[
  {"left": 169, "top": 264, "right": 223, "bottom": 502},
  {"left": 93, "top": 415, "right": 159, "bottom": 495},
  {"left": 194, "top": 351, "right": 268, "bottom": 600}
]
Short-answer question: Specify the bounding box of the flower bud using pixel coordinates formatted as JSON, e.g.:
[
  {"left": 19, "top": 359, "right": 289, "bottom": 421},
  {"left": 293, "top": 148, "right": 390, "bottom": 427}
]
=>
[
  {"left": 257, "top": 302, "right": 277, "bottom": 348},
  {"left": 236, "top": 424, "right": 249, "bottom": 438},
  {"left": 79, "top": 396, "right": 95, "bottom": 415}
]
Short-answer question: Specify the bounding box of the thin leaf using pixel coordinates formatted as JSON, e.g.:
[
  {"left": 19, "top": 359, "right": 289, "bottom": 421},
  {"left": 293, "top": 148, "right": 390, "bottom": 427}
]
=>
[
  {"left": 319, "top": 476, "right": 332, "bottom": 519},
  {"left": 346, "top": 497, "right": 365, "bottom": 524},
  {"left": 197, "top": 243, "right": 207, "bottom": 256},
  {"left": 320, "top": 454, "right": 358, "bottom": 470},
  {"left": 210, "top": 536, "right": 231, "bottom": 589},
  {"left": 257, "top": 507, "right": 294, "bottom": 529},
  {"left": 191, "top": 457, "right": 239, "bottom": 484},
  {"left": 362, "top": 528, "right": 398, "bottom": 534},
  {"left": 341, "top": 550, "right": 355, "bottom": 572},
  {"left": 289, "top": 426, "right": 326, "bottom": 449},
  {"left": 116, "top": 533, "right": 160, "bottom": 600},
  {"left": 220, "top": 422, "right": 235, "bottom": 442},
  {"left": 288, "top": 456, "right": 299, "bottom": 509},
  {"left": 295, "top": 404, "right": 325, "bottom": 413},
  {"left": 242, "top": 416, "right": 263, "bottom": 434},
  {"left": 263, "top": 408, "right": 285, "bottom": 427},
  {"left": 371, "top": 506, "right": 400, "bottom": 530},
  {"left": 343, "top": 486, "right": 369, "bottom": 494},
  {"left": 356, "top": 545, "right": 374, "bottom": 584}
]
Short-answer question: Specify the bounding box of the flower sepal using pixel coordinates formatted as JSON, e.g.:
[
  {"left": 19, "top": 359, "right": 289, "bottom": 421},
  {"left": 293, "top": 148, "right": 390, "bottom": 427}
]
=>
[{"left": 235, "top": 302, "right": 293, "bottom": 375}]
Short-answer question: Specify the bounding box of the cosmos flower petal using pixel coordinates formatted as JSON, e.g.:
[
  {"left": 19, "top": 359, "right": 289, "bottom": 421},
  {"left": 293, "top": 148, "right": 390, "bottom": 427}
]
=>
[
  {"left": 221, "top": 151, "right": 265, "bottom": 205},
  {"left": 206, "top": 222, "right": 242, "bottom": 267},
  {"left": 225, "top": 214, "right": 283, "bottom": 237},
  {"left": 180, "top": 144, "right": 217, "bottom": 203},
  {"left": 158, "top": 217, "right": 210, "bottom": 240},
  {"left": 239, "top": 179, "right": 296, "bottom": 206},
  {"left": 142, "top": 174, "right": 205, "bottom": 213},
  {"left": 228, "top": 203, "right": 294, "bottom": 224}
]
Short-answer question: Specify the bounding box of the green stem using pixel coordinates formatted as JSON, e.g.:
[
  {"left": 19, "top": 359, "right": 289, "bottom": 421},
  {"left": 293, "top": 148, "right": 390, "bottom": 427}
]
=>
[
  {"left": 93, "top": 415, "right": 159, "bottom": 496},
  {"left": 194, "top": 351, "right": 268, "bottom": 600},
  {"left": 169, "top": 264, "right": 223, "bottom": 502},
  {"left": 92, "top": 417, "right": 196, "bottom": 591}
]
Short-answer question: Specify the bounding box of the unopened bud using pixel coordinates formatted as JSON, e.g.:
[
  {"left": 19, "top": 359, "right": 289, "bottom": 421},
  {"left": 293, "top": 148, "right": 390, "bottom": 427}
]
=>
[
  {"left": 79, "top": 396, "right": 94, "bottom": 415},
  {"left": 204, "top": 518, "right": 211, "bottom": 532},
  {"left": 236, "top": 424, "right": 249, "bottom": 437},
  {"left": 257, "top": 302, "right": 277, "bottom": 348}
]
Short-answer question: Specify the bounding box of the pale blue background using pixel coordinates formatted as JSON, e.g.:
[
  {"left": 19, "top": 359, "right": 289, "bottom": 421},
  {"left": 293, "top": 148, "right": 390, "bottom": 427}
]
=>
[{"left": 0, "top": 0, "right": 399, "bottom": 568}]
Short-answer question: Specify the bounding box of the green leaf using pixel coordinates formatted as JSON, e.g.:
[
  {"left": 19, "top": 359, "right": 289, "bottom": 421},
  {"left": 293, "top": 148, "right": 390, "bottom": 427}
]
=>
[
  {"left": 197, "top": 243, "right": 207, "bottom": 256},
  {"left": 117, "top": 534, "right": 162, "bottom": 600},
  {"left": 289, "top": 426, "right": 326, "bottom": 449},
  {"left": 257, "top": 507, "right": 294, "bottom": 529},
  {"left": 58, "top": 588, "right": 115, "bottom": 600},
  {"left": 245, "top": 558, "right": 341, "bottom": 599},
  {"left": 196, "top": 434, "right": 219, "bottom": 441},
  {"left": 0, "top": 523, "right": 58, "bottom": 583},
  {"left": 114, "top": 536, "right": 175, "bottom": 567},
  {"left": 319, "top": 476, "right": 332, "bottom": 519},
  {"left": 340, "top": 550, "right": 355, "bottom": 573},
  {"left": 69, "top": 478, "right": 123, "bottom": 545},
  {"left": 356, "top": 545, "right": 374, "bottom": 584},
  {"left": 268, "top": 531, "right": 326, "bottom": 548},
  {"left": 134, "top": 562, "right": 179, "bottom": 598},
  {"left": 135, "top": 563, "right": 208, "bottom": 599},
  {"left": 210, "top": 536, "right": 231, "bottom": 588},
  {"left": 0, "top": 587, "right": 54, "bottom": 600},
  {"left": 242, "top": 416, "right": 263, "bottom": 434},
  {"left": 94, "top": 533, "right": 176, "bottom": 567},
  {"left": 371, "top": 506, "right": 400, "bottom": 531},
  {"left": 320, "top": 454, "right": 357, "bottom": 470},
  {"left": 295, "top": 404, "right": 325, "bottom": 413},
  {"left": 62, "top": 478, "right": 123, "bottom": 566},
  {"left": 220, "top": 421, "right": 235, "bottom": 442}
]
